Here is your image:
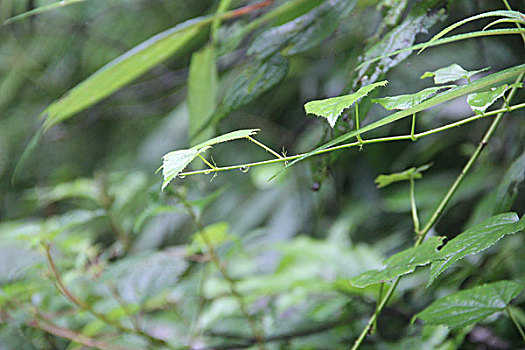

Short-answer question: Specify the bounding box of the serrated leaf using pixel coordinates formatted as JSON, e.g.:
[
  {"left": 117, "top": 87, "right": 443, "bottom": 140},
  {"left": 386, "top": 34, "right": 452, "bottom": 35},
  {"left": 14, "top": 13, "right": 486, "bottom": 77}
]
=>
[
  {"left": 160, "top": 148, "right": 202, "bottom": 191},
  {"left": 274, "top": 63, "right": 525, "bottom": 178},
  {"left": 373, "top": 86, "right": 454, "bottom": 110},
  {"left": 349, "top": 236, "right": 444, "bottom": 288},
  {"left": 188, "top": 45, "right": 218, "bottom": 144},
  {"left": 421, "top": 64, "right": 489, "bottom": 84},
  {"left": 467, "top": 83, "right": 522, "bottom": 114},
  {"left": 42, "top": 24, "right": 201, "bottom": 131},
  {"left": 416, "top": 280, "right": 524, "bottom": 329},
  {"left": 428, "top": 213, "right": 525, "bottom": 286},
  {"left": 304, "top": 80, "right": 388, "bottom": 127},
  {"left": 248, "top": 0, "right": 356, "bottom": 60},
  {"left": 192, "top": 129, "right": 259, "bottom": 150},
  {"left": 205, "top": 55, "right": 289, "bottom": 135},
  {"left": 493, "top": 152, "right": 525, "bottom": 214},
  {"left": 375, "top": 164, "right": 432, "bottom": 188}
]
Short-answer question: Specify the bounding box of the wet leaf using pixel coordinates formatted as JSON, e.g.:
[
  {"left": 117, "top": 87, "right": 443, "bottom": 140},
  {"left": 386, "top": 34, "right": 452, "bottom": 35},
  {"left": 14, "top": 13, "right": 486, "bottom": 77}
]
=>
[
  {"left": 428, "top": 213, "right": 525, "bottom": 286},
  {"left": 304, "top": 81, "right": 387, "bottom": 127},
  {"left": 350, "top": 236, "right": 444, "bottom": 288},
  {"left": 160, "top": 149, "right": 201, "bottom": 191},
  {"left": 467, "top": 83, "right": 521, "bottom": 114},
  {"left": 373, "top": 86, "right": 454, "bottom": 110},
  {"left": 420, "top": 63, "right": 489, "bottom": 84},
  {"left": 415, "top": 280, "right": 524, "bottom": 329}
]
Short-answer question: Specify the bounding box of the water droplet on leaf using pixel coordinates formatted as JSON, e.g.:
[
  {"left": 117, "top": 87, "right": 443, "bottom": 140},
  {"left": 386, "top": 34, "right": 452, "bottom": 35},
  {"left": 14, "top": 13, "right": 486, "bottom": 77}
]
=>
[{"left": 240, "top": 166, "right": 250, "bottom": 173}]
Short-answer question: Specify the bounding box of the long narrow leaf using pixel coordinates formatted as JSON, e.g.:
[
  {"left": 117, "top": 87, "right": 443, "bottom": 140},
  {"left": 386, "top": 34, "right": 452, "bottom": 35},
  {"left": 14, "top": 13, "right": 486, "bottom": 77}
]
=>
[{"left": 2, "top": 0, "right": 88, "bottom": 26}]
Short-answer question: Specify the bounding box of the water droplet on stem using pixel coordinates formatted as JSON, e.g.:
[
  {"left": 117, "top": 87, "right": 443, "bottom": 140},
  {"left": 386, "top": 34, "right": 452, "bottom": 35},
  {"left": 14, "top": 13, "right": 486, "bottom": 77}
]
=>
[{"left": 240, "top": 166, "right": 250, "bottom": 173}]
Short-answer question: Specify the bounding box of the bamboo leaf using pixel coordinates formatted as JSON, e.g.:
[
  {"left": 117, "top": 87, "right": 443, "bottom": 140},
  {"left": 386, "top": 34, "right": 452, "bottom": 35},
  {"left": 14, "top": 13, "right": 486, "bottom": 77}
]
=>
[
  {"left": 188, "top": 45, "right": 218, "bottom": 144},
  {"left": 349, "top": 236, "right": 444, "bottom": 288},
  {"left": 304, "top": 81, "right": 388, "bottom": 128},
  {"left": 420, "top": 64, "right": 489, "bottom": 84},
  {"left": 428, "top": 213, "right": 525, "bottom": 286},
  {"left": 373, "top": 86, "right": 454, "bottom": 110},
  {"left": 275, "top": 63, "right": 525, "bottom": 177},
  {"left": 419, "top": 10, "right": 525, "bottom": 53},
  {"left": 41, "top": 23, "right": 201, "bottom": 131},
  {"left": 415, "top": 281, "right": 524, "bottom": 329}
]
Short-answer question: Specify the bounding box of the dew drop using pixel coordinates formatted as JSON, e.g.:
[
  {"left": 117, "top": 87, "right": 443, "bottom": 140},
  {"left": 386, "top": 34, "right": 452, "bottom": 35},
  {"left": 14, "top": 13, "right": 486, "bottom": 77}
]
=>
[
  {"left": 178, "top": 174, "right": 186, "bottom": 179},
  {"left": 204, "top": 169, "right": 211, "bottom": 175},
  {"left": 284, "top": 161, "right": 289, "bottom": 166},
  {"left": 240, "top": 166, "right": 250, "bottom": 173}
]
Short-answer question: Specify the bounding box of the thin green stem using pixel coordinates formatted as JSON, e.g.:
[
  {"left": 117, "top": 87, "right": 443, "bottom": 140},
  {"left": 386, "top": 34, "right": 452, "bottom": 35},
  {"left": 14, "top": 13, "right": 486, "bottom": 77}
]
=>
[
  {"left": 351, "top": 73, "right": 524, "bottom": 350},
  {"left": 211, "top": 0, "right": 233, "bottom": 44},
  {"left": 355, "top": 103, "right": 364, "bottom": 148},
  {"left": 179, "top": 102, "right": 525, "bottom": 177},
  {"left": 416, "top": 73, "right": 524, "bottom": 244},
  {"left": 506, "top": 306, "right": 525, "bottom": 343},
  {"left": 502, "top": 0, "right": 525, "bottom": 45},
  {"left": 409, "top": 177, "right": 420, "bottom": 234},
  {"left": 197, "top": 153, "right": 217, "bottom": 170},
  {"left": 371, "top": 283, "right": 384, "bottom": 334},
  {"left": 351, "top": 278, "right": 400, "bottom": 350},
  {"left": 247, "top": 136, "right": 283, "bottom": 159},
  {"left": 410, "top": 113, "right": 417, "bottom": 141}
]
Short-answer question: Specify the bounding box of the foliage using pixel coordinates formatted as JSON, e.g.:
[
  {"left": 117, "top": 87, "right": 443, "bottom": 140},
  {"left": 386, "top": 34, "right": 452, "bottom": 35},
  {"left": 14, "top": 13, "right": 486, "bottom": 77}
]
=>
[{"left": 1, "top": 1, "right": 525, "bottom": 350}]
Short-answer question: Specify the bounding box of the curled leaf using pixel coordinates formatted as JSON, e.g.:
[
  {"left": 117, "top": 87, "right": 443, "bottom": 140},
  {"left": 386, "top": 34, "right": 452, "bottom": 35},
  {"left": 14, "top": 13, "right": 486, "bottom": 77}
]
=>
[{"left": 373, "top": 86, "right": 454, "bottom": 110}]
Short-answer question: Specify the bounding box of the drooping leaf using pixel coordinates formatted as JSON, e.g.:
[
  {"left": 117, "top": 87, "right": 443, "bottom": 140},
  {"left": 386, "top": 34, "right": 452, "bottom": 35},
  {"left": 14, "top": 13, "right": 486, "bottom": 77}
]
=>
[
  {"left": 428, "top": 213, "right": 525, "bottom": 286},
  {"left": 304, "top": 80, "right": 388, "bottom": 127},
  {"left": 41, "top": 24, "right": 201, "bottom": 131},
  {"left": 467, "top": 83, "right": 522, "bottom": 114},
  {"left": 349, "top": 236, "right": 444, "bottom": 288},
  {"left": 188, "top": 45, "right": 218, "bottom": 144},
  {"left": 373, "top": 86, "right": 455, "bottom": 110},
  {"left": 205, "top": 55, "right": 289, "bottom": 135},
  {"left": 275, "top": 63, "right": 525, "bottom": 178},
  {"left": 248, "top": 0, "right": 356, "bottom": 60},
  {"left": 193, "top": 129, "right": 259, "bottom": 149},
  {"left": 420, "top": 63, "right": 489, "bottom": 84},
  {"left": 375, "top": 164, "right": 432, "bottom": 188},
  {"left": 415, "top": 280, "right": 524, "bottom": 329},
  {"left": 351, "top": 0, "right": 447, "bottom": 90},
  {"left": 493, "top": 152, "right": 525, "bottom": 214},
  {"left": 160, "top": 148, "right": 203, "bottom": 191},
  {"left": 420, "top": 10, "right": 525, "bottom": 53}
]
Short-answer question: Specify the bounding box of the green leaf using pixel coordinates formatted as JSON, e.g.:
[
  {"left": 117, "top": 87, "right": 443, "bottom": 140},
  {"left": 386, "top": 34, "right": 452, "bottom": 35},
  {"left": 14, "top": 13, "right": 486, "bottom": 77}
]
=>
[
  {"left": 160, "top": 148, "right": 204, "bottom": 191},
  {"left": 304, "top": 80, "right": 388, "bottom": 127},
  {"left": 467, "top": 83, "right": 522, "bottom": 114},
  {"left": 375, "top": 164, "right": 432, "bottom": 188},
  {"left": 248, "top": 0, "right": 356, "bottom": 60},
  {"left": 192, "top": 128, "right": 259, "bottom": 150},
  {"left": 276, "top": 63, "right": 525, "bottom": 177},
  {"left": 493, "top": 152, "right": 525, "bottom": 214},
  {"left": 160, "top": 129, "right": 258, "bottom": 189},
  {"left": 188, "top": 45, "right": 218, "bottom": 144},
  {"left": 373, "top": 86, "right": 455, "bottom": 110},
  {"left": 205, "top": 55, "right": 289, "bottom": 135},
  {"left": 351, "top": 0, "right": 446, "bottom": 90},
  {"left": 41, "top": 23, "right": 201, "bottom": 131},
  {"left": 428, "top": 213, "right": 525, "bottom": 286},
  {"left": 2, "top": 0, "right": 87, "bottom": 26},
  {"left": 187, "top": 222, "right": 234, "bottom": 255},
  {"left": 420, "top": 63, "right": 489, "bottom": 84},
  {"left": 420, "top": 10, "right": 525, "bottom": 53},
  {"left": 415, "top": 280, "right": 524, "bottom": 329},
  {"left": 133, "top": 205, "right": 181, "bottom": 233},
  {"left": 349, "top": 236, "right": 444, "bottom": 288}
]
